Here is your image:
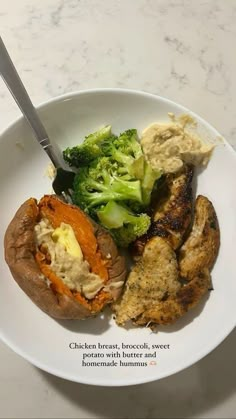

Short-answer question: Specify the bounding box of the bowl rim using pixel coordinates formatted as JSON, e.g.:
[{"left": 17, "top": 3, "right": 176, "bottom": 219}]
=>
[
  {"left": 0, "top": 87, "right": 235, "bottom": 386},
  {"left": 0, "top": 87, "right": 235, "bottom": 157}
]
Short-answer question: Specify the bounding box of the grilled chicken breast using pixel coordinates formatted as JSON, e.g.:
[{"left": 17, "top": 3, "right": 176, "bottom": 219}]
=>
[
  {"left": 114, "top": 237, "right": 180, "bottom": 326},
  {"left": 114, "top": 194, "right": 220, "bottom": 327},
  {"left": 134, "top": 270, "right": 211, "bottom": 326},
  {"left": 178, "top": 195, "right": 220, "bottom": 280},
  {"left": 133, "top": 165, "right": 193, "bottom": 258}
]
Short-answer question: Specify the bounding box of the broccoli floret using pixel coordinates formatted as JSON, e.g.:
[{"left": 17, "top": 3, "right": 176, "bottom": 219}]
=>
[
  {"left": 72, "top": 158, "right": 142, "bottom": 212},
  {"left": 129, "top": 155, "right": 145, "bottom": 179},
  {"left": 97, "top": 201, "right": 151, "bottom": 247},
  {"left": 63, "top": 143, "right": 100, "bottom": 167},
  {"left": 115, "top": 129, "right": 143, "bottom": 159},
  {"left": 100, "top": 130, "right": 160, "bottom": 204},
  {"left": 141, "top": 160, "right": 162, "bottom": 206},
  {"left": 100, "top": 130, "right": 144, "bottom": 178},
  {"left": 101, "top": 139, "right": 134, "bottom": 177},
  {"left": 65, "top": 124, "right": 161, "bottom": 247},
  {"left": 63, "top": 125, "right": 112, "bottom": 167},
  {"left": 116, "top": 154, "right": 162, "bottom": 210},
  {"left": 111, "top": 223, "right": 149, "bottom": 248}
]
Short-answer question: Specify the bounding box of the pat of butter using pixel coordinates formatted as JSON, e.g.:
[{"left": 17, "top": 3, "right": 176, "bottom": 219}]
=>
[{"left": 52, "top": 223, "right": 83, "bottom": 260}]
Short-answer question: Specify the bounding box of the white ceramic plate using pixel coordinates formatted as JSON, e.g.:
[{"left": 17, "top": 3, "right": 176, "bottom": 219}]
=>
[{"left": 0, "top": 89, "right": 235, "bottom": 387}]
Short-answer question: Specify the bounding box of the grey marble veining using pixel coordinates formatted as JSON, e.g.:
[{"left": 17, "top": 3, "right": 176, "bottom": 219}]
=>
[
  {"left": 0, "top": 1, "right": 235, "bottom": 418},
  {"left": 0, "top": 0, "right": 236, "bottom": 147}
]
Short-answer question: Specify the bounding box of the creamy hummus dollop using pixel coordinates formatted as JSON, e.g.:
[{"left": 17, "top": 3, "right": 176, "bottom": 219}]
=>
[{"left": 141, "top": 115, "right": 214, "bottom": 173}]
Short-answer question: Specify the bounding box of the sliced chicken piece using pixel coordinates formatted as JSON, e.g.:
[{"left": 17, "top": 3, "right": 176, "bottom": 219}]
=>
[
  {"left": 133, "top": 165, "right": 193, "bottom": 257},
  {"left": 114, "top": 237, "right": 180, "bottom": 326},
  {"left": 178, "top": 195, "right": 220, "bottom": 280},
  {"left": 135, "top": 270, "right": 211, "bottom": 326}
]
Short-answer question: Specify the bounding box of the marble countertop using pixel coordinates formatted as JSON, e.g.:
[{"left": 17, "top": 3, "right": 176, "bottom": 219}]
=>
[{"left": 0, "top": 0, "right": 235, "bottom": 418}]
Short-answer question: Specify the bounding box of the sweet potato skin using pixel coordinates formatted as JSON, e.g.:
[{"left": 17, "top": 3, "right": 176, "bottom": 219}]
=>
[{"left": 4, "top": 197, "right": 127, "bottom": 319}]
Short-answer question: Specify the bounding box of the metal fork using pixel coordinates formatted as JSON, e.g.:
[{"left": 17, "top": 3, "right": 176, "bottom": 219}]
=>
[{"left": 0, "top": 37, "right": 75, "bottom": 201}]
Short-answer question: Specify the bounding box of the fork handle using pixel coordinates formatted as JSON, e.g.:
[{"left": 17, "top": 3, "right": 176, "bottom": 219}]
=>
[{"left": 0, "top": 37, "right": 61, "bottom": 168}]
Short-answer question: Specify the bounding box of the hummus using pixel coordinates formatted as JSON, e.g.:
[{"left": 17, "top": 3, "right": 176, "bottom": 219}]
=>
[{"left": 141, "top": 114, "right": 214, "bottom": 173}]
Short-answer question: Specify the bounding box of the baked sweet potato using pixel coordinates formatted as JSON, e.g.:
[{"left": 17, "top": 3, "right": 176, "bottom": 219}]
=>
[{"left": 4, "top": 195, "right": 127, "bottom": 319}]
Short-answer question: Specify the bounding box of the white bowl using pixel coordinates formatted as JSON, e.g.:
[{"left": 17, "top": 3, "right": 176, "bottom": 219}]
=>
[{"left": 0, "top": 88, "right": 235, "bottom": 386}]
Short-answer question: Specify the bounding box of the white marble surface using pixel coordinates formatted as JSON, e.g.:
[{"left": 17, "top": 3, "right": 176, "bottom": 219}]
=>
[{"left": 0, "top": 0, "right": 235, "bottom": 418}]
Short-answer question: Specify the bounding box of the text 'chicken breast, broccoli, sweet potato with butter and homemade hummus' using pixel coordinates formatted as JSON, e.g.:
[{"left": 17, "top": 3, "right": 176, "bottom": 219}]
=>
[{"left": 4, "top": 114, "right": 220, "bottom": 327}]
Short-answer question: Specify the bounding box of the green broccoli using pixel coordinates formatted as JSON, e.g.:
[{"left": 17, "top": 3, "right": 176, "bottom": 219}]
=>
[
  {"left": 100, "top": 139, "right": 134, "bottom": 177},
  {"left": 115, "top": 129, "right": 143, "bottom": 159},
  {"left": 65, "top": 125, "right": 162, "bottom": 247},
  {"left": 100, "top": 131, "right": 161, "bottom": 204},
  {"left": 141, "top": 160, "right": 162, "bottom": 206},
  {"left": 72, "top": 158, "right": 142, "bottom": 212},
  {"left": 101, "top": 129, "right": 143, "bottom": 174},
  {"left": 97, "top": 201, "right": 150, "bottom": 247},
  {"left": 63, "top": 125, "right": 112, "bottom": 167}
]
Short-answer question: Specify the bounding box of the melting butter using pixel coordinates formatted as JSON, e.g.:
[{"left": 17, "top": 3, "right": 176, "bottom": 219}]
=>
[{"left": 52, "top": 223, "right": 83, "bottom": 260}]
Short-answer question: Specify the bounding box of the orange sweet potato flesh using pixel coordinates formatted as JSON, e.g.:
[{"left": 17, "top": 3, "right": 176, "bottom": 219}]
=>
[
  {"left": 36, "top": 247, "right": 111, "bottom": 312},
  {"left": 35, "top": 251, "right": 73, "bottom": 298},
  {"left": 38, "top": 195, "right": 108, "bottom": 281},
  {"left": 37, "top": 196, "right": 119, "bottom": 312}
]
